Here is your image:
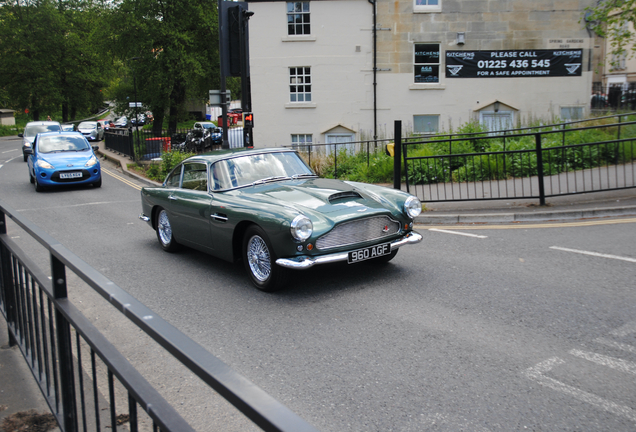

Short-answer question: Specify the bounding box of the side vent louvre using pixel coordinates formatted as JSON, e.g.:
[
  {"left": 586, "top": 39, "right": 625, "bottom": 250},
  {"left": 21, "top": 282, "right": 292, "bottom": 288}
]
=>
[{"left": 328, "top": 191, "right": 362, "bottom": 203}]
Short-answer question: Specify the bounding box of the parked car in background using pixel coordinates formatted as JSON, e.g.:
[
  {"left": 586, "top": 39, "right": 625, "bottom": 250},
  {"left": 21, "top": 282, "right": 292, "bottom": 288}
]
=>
[
  {"left": 131, "top": 113, "right": 146, "bottom": 126},
  {"left": 61, "top": 124, "right": 76, "bottom": 132},
  {"left": 193, "top": 121, "right": 222, "bottom": 148},
  {"left": 19, "top": 121, "right": 61, "bottom": 162},
  {"left": 26, "top": 131, "right": 102, "bottom": 191},
  {"left": 139, "top": 148, "right": 422, "bottom": 291},
  {"left": 77, "top": 121, "right": 104, "bottom": 141},
  {"left": 97, "top": 120, "right": 110, "bottom": 131},
  {"left": 114, "top": 116, "right": 129, "bottom": 127}
]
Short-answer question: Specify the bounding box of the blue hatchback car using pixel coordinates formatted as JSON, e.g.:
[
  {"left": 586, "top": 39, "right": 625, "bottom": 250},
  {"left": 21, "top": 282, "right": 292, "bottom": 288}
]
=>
[{"left": 26, "top": 131, "right": 102, "bottom": 192}]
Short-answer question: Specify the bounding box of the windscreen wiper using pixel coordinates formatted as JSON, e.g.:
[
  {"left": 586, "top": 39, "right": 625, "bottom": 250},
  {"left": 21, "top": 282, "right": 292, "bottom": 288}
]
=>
[{"left": 252, "top": 176, "right": 291, "bottom": 186}]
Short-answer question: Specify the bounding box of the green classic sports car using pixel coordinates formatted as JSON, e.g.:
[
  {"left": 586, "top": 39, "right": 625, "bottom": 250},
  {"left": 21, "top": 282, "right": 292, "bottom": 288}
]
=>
[{"left": 139, "top": 148, "right": 422, "bottom": 291}]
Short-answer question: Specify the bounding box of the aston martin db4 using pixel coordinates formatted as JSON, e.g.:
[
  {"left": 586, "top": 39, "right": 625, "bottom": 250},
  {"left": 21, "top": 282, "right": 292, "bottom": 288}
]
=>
[{"left": 139, "top": 148, "right": 422, "bottom": 291}]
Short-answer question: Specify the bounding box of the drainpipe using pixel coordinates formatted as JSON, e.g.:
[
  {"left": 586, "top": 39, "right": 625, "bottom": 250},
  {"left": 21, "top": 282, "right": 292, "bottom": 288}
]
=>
[{"left": 368, "top": 0, "right": 377, "bottom": 140}]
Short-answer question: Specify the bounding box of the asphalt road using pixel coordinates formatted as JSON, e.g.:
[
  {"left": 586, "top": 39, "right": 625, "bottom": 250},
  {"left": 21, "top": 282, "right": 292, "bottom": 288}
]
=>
[{"left": 1, "top": 135, "right": 636, "bottom": 431}]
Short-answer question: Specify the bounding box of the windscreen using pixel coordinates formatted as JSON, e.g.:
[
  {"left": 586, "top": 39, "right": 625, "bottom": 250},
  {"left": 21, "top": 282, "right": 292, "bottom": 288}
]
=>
[
  {"left": 38, "top": 135, "right": 90, "bottom": 153},
  {"left": 211, "top": 152, "right": 314, "bottom": 190}
]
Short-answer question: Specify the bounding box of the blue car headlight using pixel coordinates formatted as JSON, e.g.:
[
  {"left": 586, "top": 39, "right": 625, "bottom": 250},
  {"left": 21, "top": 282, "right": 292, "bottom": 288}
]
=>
[
  {"left": 36, "top": 160, "right": 54, "bottom": 169},
  {"left": 85, "top": 155, "right": 98, "bottom": 167},
  {"left": 290, "top": 214, "right": 313, "bottom": 241},
  {"left": 404, "top": 196, "right": 422, "bottom": 219}
]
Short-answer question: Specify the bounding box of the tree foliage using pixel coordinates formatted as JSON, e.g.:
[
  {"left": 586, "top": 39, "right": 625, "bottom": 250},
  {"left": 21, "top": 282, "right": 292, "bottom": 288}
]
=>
[
  {"left": 0, "top": 0, "right": 113, "bottom": 121},
  {"left": 107, "top": 0, "right": 224, "bottom": 133},
  {"left": 1, "top": 0, "right": 228, "bottom": 127},
  {"left": 585, "top": 0, "right": 636, "bottom": 64}
]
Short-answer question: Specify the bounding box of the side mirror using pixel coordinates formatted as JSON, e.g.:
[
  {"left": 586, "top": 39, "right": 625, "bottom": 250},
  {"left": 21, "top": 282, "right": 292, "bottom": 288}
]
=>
[
  {"left": 92, "top": 145, "right": 99, "bottom": 152},
  {"left": 24, "top": 147, "right": 33, "bottom": 155},
  {"left": 18, "top": 133, "right": 23, "bottom": 137}
]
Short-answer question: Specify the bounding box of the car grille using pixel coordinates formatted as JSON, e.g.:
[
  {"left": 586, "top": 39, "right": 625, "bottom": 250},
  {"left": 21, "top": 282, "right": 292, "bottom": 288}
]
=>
[{"left": 315, "top": 216, "right": 400, "bottom": 250}]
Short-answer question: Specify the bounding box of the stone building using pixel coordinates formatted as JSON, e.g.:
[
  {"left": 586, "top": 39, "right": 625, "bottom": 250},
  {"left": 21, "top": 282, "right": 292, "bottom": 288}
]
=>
[{"left": 246, "top": 0, "right": 597, "bottom": 148}]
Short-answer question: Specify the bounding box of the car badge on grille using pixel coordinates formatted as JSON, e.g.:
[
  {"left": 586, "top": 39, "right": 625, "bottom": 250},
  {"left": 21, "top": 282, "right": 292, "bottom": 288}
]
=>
[
  {"left": 382, "top": 225, "right": 389, "bottom": 233},
  {"left": 67, "top": 164, "right": 74, "bottom": 167}
]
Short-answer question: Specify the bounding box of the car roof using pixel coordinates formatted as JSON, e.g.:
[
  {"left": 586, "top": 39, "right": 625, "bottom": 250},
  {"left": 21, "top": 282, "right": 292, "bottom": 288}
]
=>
[
  {"left": 35, "top": 131, "right": 87, "bottom": 139},
  {"left": 26, "top": 121, "right": 61, "bottom": 126},
  {"left": 184, "top": 147, "right": 296, "bottom": 164}
]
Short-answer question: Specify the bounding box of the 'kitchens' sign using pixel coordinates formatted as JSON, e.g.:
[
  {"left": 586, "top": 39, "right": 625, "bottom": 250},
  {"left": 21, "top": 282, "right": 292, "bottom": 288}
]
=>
[{"left": 445, "top": 50, "right": 583, "bottom": 78}]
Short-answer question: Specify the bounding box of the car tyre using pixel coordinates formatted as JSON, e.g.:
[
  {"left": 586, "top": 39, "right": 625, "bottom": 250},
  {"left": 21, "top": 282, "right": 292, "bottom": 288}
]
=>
[
  {"left": 29, "top": 173, "right": 34, "bottom": 184},
  {"left": 243, "top": 225, "right": 287, "bottom": 292},
  {"left": 156, "top": 208, "right": 180, "bottom": 252},
  {"left": 23, "top": 153, "right": 28, "bottom": 162},
  {"left": 33, "top": 176, "right": 44, "bottom": 192}
]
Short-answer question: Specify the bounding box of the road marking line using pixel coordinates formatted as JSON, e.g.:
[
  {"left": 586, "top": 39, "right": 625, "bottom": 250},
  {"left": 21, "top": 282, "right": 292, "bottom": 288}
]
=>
[
  {"left": 570, "top": 349, "right": 636, "bottom": 375},
  {"left": 524, "top": 357, "right": 636, "bottom": 422},
  {"left": 549, "top": 246, "right": 636, "bottom": 263},
  {"left": 595, "top": 337, "right": 636, "bottom": 355},
  {"left": 102, "top": 168, "right": 142, "bottom": 190},
  {"left": 417, "top": 218, "right": 636, "bottom": 230},
  {"left": 17, "top": 200, "right": 138, "bottom": 212},
  {"left": 428, "top": 228, "right": 487, "bottom": 238},
  {"left": 610, "top": 321, "right": 636, "bottom": 337},
  {"left": 2, "top": 149, "right": 18, "bottom": 153}
]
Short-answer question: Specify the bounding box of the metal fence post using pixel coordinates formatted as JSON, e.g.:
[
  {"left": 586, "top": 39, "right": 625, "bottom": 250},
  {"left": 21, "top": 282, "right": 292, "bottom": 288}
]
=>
[
  {"left": 51, "top": 254, "right": 78, "bottom": 432},
  {"left": 0, "top": 210, "right": 17, "bottom": 346},
  {"left": 394, "top": 121, "right": 402, "bottom": 190},
  {"left": 535, "top": 133, "right": 546, "bottom": 206}
]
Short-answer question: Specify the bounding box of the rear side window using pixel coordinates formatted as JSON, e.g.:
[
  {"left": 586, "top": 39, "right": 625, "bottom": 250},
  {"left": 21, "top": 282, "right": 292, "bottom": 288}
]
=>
[
  {"left": 165, "top": 165, "right": 183, "bottom": 187},
  {"left": 181, "top": 163, "right": 208, "bottom": 191}
]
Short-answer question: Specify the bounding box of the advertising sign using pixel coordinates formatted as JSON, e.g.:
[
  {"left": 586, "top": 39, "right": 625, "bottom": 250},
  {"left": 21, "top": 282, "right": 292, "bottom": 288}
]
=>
[{"left": 445, "top": 49, "right": 583, "bottom": 78}]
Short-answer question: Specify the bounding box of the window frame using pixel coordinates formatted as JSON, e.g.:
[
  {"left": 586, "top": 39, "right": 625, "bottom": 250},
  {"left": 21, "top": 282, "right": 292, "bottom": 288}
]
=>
[
  {"left": 413, "top": 43, "right": 441, "bottom": 85},
  {"left": 289, "top": 67, "right": 312, "bottom": 103},
  {"left": 414, "top": 0, "right": 441, "bottom": 13},
  {"left": 413, "top": 115, "right": 440, "bottom": 134},
  {"left": 287, "top": 1, "right": 310, "bottom": 36}
]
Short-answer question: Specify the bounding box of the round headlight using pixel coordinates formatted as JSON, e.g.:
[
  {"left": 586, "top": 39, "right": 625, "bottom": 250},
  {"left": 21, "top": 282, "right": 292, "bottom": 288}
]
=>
[
  {"left": 404, "top": 196, "right": 422, "bottom": 219},
  {"left": 290, "top": 214, "right": 313, "bottom": 242}
]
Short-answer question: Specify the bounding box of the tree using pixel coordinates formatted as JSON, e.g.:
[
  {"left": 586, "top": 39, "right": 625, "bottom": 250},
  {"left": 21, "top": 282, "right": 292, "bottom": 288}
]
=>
[
  {"left": 585, "top": 0, "right": 636, "bottom": 66},
  {"left": 108, "top": 0, "right": 222, "bottom": 133},
  {"left": 0, "top": 0, "right": 112, "bottom": 122}
]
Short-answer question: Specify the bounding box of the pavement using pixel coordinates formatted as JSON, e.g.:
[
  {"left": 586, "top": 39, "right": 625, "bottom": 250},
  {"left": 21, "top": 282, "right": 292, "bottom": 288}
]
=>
[{"left": 1, "top": 139, "right": 635, "bottom": 431}]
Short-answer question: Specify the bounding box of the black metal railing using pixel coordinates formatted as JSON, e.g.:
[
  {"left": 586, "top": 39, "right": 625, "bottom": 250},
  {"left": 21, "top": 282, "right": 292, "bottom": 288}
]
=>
[
  {"left": 284, "top": 138, "right": 393, "bottom": 179},
  {"left": 105, "top": 126, "right": 245, "bottom": 162},
  {"left": 400, "top": 119, "right": 636, "bottom": 204},
  {"left": 0, "top": 200, "right": 319, "bottom": 432}
]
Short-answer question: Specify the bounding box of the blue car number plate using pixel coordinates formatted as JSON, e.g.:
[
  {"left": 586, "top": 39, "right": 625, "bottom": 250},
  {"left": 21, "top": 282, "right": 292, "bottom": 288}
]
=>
[
  {"left": 348, "top": 242, "right": 391, "bottom": 264},
  {"left": 60, "top": 172, "right": 82, "bottom": 179}
]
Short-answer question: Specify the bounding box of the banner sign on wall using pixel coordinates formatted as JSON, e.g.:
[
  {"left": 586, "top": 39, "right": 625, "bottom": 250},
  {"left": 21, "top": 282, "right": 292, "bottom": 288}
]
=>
[{"left": 445, "top": 49, "right": 583, "bottom": 78}]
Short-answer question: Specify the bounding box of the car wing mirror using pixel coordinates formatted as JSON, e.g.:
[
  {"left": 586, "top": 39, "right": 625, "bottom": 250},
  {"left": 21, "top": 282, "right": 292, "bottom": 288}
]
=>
[
  {"left": 18, "top": 133, "right": 24, "bottom": 137},
  {"left": 24, "top": 147, "right": 33, "bottom": 154},
  {"left": 92, "top": 145, "right": 99, "bottom": 152}
]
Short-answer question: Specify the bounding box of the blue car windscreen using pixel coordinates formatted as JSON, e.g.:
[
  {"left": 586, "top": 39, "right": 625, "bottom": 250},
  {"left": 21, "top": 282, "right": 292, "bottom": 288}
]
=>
[{"left": 38, "top": 136, "right": 90, "bottom": 153}]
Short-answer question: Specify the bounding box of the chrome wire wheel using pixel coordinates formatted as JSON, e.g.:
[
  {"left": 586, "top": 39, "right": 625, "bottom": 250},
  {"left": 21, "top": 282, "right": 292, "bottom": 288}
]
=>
[
  {"left": 156, "top": 208, "right": 179, "bottom": 252},
  {"left": 242, "top": 225, "right": 287, "bottom": 291},
  {"left": 247, "top": 234, "right": 271, "bottom": 282},
  {"left": 158, "top": 210, "right": 172, "bottom": 246}
]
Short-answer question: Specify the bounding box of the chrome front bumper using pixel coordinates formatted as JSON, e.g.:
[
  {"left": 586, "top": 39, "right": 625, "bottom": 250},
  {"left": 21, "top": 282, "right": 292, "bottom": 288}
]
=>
[{"left": 276, "top": 231, "right": 423, "bottom": 270}]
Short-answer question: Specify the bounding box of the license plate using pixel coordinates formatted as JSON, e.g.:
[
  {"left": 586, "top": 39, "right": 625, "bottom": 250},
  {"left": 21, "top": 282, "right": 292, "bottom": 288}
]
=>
[
  {"left": 59, "top": 172, "right": 82, "bottom": 179},
  {"left": 348, "top": 242, "right": 391, "bottom": 264}
]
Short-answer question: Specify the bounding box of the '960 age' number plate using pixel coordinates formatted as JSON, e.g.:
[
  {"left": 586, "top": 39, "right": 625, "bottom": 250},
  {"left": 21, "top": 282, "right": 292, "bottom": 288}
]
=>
[{"left": 348, "top": 243, "right": 391, "bottom": 264}]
